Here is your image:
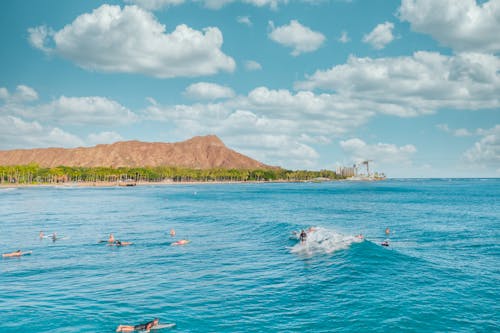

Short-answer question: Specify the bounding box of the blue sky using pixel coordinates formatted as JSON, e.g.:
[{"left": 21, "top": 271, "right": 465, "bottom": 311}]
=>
[{"left": 0, "top": 0, "right": 499, "bottom": 177}]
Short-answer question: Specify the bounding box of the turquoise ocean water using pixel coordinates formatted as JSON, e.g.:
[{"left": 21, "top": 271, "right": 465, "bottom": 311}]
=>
[{"left": 1, "top": 179, "right": 499, "bottom": 332}]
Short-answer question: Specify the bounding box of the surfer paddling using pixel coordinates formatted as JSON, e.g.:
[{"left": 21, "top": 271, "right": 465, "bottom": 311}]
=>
[
  {"left": 171, "top": 239, "right": 190, "bottom": 246},
  {"left": 2, "top": 250, "right": 31, "bottom": 258},
  {"left": 116, "top": 318, "right": 159, "bottom": 332}
]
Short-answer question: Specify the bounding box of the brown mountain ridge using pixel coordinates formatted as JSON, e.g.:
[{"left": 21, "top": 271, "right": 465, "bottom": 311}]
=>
[{"left": 0, "top": 135, "right": 274, "bottom": 169}]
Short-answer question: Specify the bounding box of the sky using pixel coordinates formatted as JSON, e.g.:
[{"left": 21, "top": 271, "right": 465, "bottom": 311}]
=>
[{"left": 0, "top": 0, "right": 499, "bottom": 177}]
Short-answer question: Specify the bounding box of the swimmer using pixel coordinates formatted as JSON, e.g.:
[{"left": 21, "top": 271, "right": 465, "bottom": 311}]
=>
[
  {"left": 385, "top": 227, "right": 390, "bottom": 235},
  {"left": 108, "top": 233, "right": 115, "bottom": 243},
  {"left": 170, "top": 228, "right": 176, "bottom": 237},
  {"left": 51, "top": 232, "right": 57, "bottom": 242},
  {"left": 299, "top": 230, "right": 307, "bottom": 243},
  {"left": 39, "top": 231, "right": 44, "bottom": 239},
  {"left": 356, "top": 234, "right": 364, "bottom": 239},
  {"left": 171, "top": 239, "right": 190, "bottom": 246},
  {"left": 116, "top": 318, "right": 159, "bottom": 332}
]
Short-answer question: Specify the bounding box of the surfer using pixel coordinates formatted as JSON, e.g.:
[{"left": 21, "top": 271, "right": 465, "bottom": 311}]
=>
[
  {"left": 381, "top": 240, "right": 389, "bottom": 247},
  {"left": 171, "top": 239, "right": 189, "bottom": 246},
  {"left": 116, "top": 318, "right": 159, "bottom": 332},
  {"left": 113, "top": 240, "right": 132, "bottom": 246},
  {"left": 2, "top": 250, "right": 31, "bottom": 258},
  {"left": 170, "top": 228, "right": 176, "bottom": 237},
  {"left": 51, "top": 232, "right": 57, "bottom": 242},
  {"left": 299, "top": 230, "right": 307, "bottom": 243}
]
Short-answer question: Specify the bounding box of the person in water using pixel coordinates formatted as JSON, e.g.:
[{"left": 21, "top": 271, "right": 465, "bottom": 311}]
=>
[
  {"left": 2, "top": 250, "right": 22, "bottom": 257},
  {"left": 385, "top": 227, "right": 390, "bottom": 235},
  {"left": 170, "top": 228, "right": 176, "bottom": 237},
  {"left": 51, "top": 232, "right": 57, "bottom": 242},
  {"left": 114, "top": 240, "right": 132, "bottom": 246},
  {"left": 116, "top": 318, "right": 159, "bottom": 332},
  {"left": 108, "top": 233, "right": 115, "bottom": 243},
  {"left": 299, "top": 230, "right": 307, "bottom": 243},
  {"left": 39, "top": 231, "right": 44, "bottom": 239},
  {"left": 172, "top": 239, "right": 189, "bottom": 246}
]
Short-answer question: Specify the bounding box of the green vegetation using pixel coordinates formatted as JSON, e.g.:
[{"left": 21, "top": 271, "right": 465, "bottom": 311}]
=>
[{"left": 0, "top": 164, "right": 344, "bottom": 184}]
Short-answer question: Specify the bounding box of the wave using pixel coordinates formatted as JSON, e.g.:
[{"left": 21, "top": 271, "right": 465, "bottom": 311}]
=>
[{"left": 290, "top": 227, "right": 364, "bottom": 256}]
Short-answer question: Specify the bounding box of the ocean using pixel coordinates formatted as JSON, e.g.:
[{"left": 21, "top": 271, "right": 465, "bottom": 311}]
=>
[{"left": 1, "top": 179, "right": 499, "bottom": 332}]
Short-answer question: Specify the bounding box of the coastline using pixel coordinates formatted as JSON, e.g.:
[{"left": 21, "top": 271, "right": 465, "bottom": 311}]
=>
[{"left": 0, "top": 179, "right": 304, "bottom": 188}]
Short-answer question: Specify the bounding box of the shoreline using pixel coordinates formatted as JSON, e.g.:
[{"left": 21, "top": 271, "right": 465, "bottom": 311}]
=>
[{"left": 0, "top": 179, "right": 318, "bottom": 188}]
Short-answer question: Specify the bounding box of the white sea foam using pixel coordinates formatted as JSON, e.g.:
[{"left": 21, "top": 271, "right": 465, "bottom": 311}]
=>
[{"left": 290, "top": 227, "right": 363, "bottom": 255}]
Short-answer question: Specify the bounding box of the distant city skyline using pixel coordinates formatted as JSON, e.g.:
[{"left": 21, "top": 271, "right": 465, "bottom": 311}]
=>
[{"left": 1, "top": 0, "right": 499, "bottom": 177}]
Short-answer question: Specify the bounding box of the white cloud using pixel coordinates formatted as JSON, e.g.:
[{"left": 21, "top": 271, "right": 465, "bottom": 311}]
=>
[
  {"left": 338, "top": 30, "right": 350, "bottom": 43},
  {"left": 237, "top": 16, "right": 252, "bottom": 26},
  {"left": 27, "top": 25, "right": 54, "bottom": 53},
  {"left": 87, "top": 131, "right": 124, "bottom": 145},
  {"left": 0, "top": 115, "right": 84, "bottom": 149},
  {"left": 399, "top": 0, "right": 500, "bottom": 53},
  {"left": 184, "top": 82, "right": 235, "bottom": 100},
  {"left": 29, "top": 5, "right": 235, "bottom": 78},
  {"left": 437, "top": 124, "right": 473, "bottom": 137},
  {"left": 362, "top": 21, "right": 395, "bottom": 50},
  {"left": 296, "top": 51, "right": 500, "bottom": 117},
  {"left": 463, "top": 124, "right": 500, "bottom": 169},
  {"left": 142, "top": 86, "right": 378, "bottom": 168},
  {"left": 268, "top": 20, "right": 326, "bottom": 56},
  {"left": 340, "top": 138, "right": 417, "bottom": 165},
  {"left": 124, "top": 0, "right": 185, "bottom": 10},
  {"left": 0, "top": 85, "right": 39, "bottom": 104},
  {"left": 1, "top": 93, "right": 137, "bottom": 126},
  {"left": 244, "top": 60, "right": 262, "bottom": 71}
]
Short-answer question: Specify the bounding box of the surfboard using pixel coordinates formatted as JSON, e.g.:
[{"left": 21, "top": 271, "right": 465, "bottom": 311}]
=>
[{"left": 137, "top": 323, "right": 176, "bottom": 332}]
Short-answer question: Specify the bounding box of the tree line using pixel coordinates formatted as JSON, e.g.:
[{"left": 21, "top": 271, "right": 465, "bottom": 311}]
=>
[{"left": 0, "top": 164, "right": 344, "bottom": 184}]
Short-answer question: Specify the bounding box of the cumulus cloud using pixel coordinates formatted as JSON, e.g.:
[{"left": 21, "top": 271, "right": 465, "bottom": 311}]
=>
[
  {"left": 437, "top": 124, "right": 473, "bottom": 137},
  {"left": 362, "top": 21, "right": 395, "bottom": 50},
  {"left": 0, "top": 85, "right": 39, "bottom": 104},
  {"left": 244, "top": 60, "right": 262, "bottom": 71},
  {"left": 340, "top": 138, "right": 417, "bottom": 165},
  {"left": 184, "top": 82, "right": 235, "bottom": 100},
  {"left": 399, "top": 0, "right": 500, "bottom": 53},
  {"left": 237, "top": 16, "right": 252, "bottom": 26},
  {"left": 338, "top": 30, "right": 350, "bottom": 43},
  {"left": 268, "top": 20, "right": 326, "bottom": 56},
  {"left": 87, "top": 131, "right": 124, "bottom": 145},
  {"left": 296, "top": 51, "right": 500, "bottom": 117},
  {"left": 124, "top": 0, "right": 185, "bottom": 10},
  {"left": 142, "top": 86, "right": 379, "bottom": 168},
  {"left": 28, "top": 5, "right": 235, "bottom": 78},
  {"left": 463, "top": 125, "right": 500, "bottom": 170},
  {"left": 1, "top": 88, "right": 137, "bottom": 126},
  {"left": 0, "top": 115, "right": 84, "bottom": 149}
]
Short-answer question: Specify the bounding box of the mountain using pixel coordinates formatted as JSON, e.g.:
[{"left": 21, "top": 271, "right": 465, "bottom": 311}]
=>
[{"left": 0, "top": 135, "right": 274, "bottom": 169}]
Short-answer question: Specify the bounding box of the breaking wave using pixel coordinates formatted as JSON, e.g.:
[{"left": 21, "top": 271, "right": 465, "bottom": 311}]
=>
[{"left": 290, "top": 226, "right": 364, "bottom": 256}]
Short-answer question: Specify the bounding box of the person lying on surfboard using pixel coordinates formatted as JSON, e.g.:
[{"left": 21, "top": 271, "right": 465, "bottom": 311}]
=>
[
  {"left": 2, "top": 250, "right": 31, "bottom": 258},
  {"left": 171, "top": 239, "right": 190, "bottom": 246},
  {"left": 113, "top": 240, "right": 132, "bottom": 246},
  {"left": 116, "top": 318, "right": 159, "bottom": 332}
]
